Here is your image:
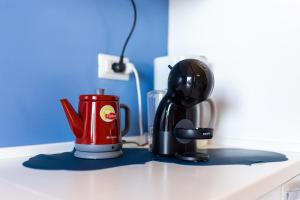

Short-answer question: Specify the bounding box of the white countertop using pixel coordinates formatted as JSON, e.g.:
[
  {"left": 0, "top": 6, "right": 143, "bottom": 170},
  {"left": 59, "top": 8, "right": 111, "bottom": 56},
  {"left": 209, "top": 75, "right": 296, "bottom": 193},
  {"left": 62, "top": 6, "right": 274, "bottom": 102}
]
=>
[{"left": 0, "top": 142, "right": 300, "bottom": 200}]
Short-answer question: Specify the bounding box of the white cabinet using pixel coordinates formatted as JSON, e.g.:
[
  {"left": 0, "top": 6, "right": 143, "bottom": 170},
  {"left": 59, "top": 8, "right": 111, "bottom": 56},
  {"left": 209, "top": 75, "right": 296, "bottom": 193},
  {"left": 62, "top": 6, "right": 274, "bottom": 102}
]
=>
[
  {"left": 258, "top": 187, "right": 282, "bottom": 200},
  {"left": 259, "top": 175, "right": 300, "bottom": 200},
  {"left": 283, "top": 175, "right": 300, "bottom": 200}
]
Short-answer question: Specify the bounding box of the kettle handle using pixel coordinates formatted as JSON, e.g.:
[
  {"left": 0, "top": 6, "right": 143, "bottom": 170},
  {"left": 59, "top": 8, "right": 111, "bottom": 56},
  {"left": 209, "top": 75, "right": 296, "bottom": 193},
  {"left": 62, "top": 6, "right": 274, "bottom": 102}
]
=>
[{"left": 120, "top": 104, "right": 130, "bottom": 136}]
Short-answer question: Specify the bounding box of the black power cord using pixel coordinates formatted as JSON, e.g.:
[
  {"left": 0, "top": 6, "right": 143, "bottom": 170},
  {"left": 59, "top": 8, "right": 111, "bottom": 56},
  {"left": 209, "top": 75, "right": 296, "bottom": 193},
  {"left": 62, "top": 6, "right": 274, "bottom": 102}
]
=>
[{"left": 112, "top": 0, "right": 137, "bottom": 73}]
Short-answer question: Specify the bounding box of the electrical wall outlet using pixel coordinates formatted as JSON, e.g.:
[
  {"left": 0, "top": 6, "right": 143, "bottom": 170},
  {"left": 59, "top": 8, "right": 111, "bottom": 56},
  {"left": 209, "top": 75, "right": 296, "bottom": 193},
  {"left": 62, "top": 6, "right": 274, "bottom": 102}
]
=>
[{"left": 98, "top": 53, "right": 132, "bottom": 81}]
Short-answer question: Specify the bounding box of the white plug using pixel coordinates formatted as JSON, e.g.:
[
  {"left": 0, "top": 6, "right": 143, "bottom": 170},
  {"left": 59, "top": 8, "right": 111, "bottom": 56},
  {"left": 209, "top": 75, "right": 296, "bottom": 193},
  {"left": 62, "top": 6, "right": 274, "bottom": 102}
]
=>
[
  {"left": 98, "top": 53, "right": 144, "bottom": 139},
  {"left": 98, "top": 53, "right": 132, "bottom": 81}
]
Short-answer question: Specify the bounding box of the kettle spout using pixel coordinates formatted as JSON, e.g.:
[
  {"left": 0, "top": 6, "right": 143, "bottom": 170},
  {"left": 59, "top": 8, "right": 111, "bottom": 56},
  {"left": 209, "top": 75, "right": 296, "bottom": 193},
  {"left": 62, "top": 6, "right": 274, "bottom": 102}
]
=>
[{"left": 60, "top": 99, "right": 84, "bottom": 139}]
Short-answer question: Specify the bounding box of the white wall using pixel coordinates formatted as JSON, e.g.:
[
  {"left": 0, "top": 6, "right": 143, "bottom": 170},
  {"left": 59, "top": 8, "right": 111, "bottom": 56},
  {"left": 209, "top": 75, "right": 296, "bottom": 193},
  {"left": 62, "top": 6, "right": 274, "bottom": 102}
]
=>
[{"left": 169, "top": 0, "right": 300, "bottom": 151}]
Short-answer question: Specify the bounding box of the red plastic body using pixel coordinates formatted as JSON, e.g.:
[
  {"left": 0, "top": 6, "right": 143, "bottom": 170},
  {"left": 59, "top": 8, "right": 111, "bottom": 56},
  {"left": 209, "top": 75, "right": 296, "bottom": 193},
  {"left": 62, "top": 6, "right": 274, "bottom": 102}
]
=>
[{"left": 61, "top": 95, "right": 122, "bottom": 145}]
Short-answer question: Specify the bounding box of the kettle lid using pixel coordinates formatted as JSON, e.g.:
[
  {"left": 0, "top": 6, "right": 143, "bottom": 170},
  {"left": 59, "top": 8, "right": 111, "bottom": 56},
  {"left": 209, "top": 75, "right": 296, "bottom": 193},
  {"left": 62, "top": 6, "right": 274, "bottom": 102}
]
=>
[{"left": 79, "top": 94, "right": 119, "bottom": 101}]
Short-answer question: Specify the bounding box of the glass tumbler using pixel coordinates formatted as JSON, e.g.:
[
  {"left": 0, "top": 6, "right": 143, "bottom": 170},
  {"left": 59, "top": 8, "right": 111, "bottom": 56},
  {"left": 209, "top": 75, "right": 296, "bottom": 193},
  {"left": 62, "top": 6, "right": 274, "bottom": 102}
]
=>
[{"left": 147, "top": 90, "right": 167, "bottom": 151}]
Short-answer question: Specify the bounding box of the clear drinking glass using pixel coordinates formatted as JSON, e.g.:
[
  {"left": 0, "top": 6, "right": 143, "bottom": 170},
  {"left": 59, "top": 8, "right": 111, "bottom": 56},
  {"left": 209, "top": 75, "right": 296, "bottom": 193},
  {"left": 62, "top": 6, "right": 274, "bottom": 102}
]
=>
[{"left": 147, "top": 90, "right": 167, "bottom": 151}]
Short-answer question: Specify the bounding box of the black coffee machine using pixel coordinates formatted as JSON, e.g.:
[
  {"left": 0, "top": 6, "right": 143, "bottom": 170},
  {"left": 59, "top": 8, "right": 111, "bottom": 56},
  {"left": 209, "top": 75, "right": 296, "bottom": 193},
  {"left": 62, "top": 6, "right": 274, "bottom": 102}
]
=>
[{"left": 152, "top": 59, "right": 215, "bottom": 162}]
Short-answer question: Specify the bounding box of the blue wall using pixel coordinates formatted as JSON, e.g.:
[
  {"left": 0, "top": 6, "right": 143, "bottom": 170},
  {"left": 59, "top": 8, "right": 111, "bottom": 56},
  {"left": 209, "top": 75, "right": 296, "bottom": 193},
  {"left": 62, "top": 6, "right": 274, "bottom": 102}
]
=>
[{"left": 0, "top": 0, "right": 168, "bottom": 147}]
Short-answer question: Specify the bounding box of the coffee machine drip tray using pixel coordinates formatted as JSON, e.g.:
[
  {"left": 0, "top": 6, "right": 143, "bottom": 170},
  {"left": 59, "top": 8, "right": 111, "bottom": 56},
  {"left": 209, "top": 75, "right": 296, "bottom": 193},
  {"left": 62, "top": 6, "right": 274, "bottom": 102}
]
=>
[{"left": 175, "top": 151, "right": 209, "bottom": 162}]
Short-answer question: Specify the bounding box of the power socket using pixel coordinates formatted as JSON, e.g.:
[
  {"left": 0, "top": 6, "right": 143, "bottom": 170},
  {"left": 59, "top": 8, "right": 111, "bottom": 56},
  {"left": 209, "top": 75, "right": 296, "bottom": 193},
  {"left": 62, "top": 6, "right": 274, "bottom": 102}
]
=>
[{"left": 98, "top": 54, "right": 133, "bottom": 81}]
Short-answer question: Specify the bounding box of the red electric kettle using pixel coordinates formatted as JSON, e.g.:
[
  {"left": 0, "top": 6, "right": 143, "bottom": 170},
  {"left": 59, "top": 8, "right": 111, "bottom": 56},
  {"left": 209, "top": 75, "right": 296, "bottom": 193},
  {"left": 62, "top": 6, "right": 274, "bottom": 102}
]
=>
[{"left": 60, "top": 94, "right": 130, "bottom": 159}]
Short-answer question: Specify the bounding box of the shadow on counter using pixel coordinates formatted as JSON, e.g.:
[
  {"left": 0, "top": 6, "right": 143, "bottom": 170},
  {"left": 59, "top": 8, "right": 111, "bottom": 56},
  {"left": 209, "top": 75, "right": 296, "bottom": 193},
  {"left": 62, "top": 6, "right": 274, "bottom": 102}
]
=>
[{"left": 23, "top": 148, "right": 288, "bottom": 171}]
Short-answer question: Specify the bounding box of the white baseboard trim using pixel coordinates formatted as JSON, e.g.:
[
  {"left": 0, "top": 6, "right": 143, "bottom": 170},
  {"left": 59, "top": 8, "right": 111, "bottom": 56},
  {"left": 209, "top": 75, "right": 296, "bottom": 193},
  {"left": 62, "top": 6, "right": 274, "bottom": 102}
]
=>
[
  {"left": 0, "top": 136, "right": 143, "bottom": 159},
  {"left": 213, "top": 137, "right": 300, "bottom": 152},
  {"left": 0, "top": 142, "right": 74, "bottom": 160},
  {"left": 3, "top": 136, "right": 297, "bottom": 160}
]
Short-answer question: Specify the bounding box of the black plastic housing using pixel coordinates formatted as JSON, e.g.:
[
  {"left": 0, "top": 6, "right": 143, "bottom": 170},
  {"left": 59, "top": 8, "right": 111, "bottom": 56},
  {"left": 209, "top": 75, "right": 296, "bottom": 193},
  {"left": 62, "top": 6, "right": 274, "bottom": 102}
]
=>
[{"left": 152, "top": 59, "right": 214, "bottom": 157}]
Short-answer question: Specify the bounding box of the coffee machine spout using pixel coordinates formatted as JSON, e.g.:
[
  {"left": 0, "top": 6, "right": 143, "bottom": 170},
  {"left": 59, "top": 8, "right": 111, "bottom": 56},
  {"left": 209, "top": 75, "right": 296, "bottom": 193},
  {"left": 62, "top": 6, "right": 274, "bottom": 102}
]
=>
[{"left": 60, "top": 99, "right": 84, "bottom": 139}]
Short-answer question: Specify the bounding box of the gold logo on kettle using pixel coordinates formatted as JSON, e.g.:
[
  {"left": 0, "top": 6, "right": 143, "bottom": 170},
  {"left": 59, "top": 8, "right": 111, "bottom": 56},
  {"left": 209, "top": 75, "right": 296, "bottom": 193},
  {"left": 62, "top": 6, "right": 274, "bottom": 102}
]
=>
[{"left": 100, "top": 105, "right": 117, "bottom": 122}]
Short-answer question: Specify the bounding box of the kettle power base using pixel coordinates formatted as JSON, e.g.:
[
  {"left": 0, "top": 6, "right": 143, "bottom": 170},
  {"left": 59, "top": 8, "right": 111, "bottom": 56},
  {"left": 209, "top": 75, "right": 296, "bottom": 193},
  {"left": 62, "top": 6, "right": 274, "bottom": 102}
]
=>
[
  {"left": 74, "top": 150, "right": 123, "bottom": 159},
  {"left": 74, "top": 143, "right": 123, "bottom": 159}
]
